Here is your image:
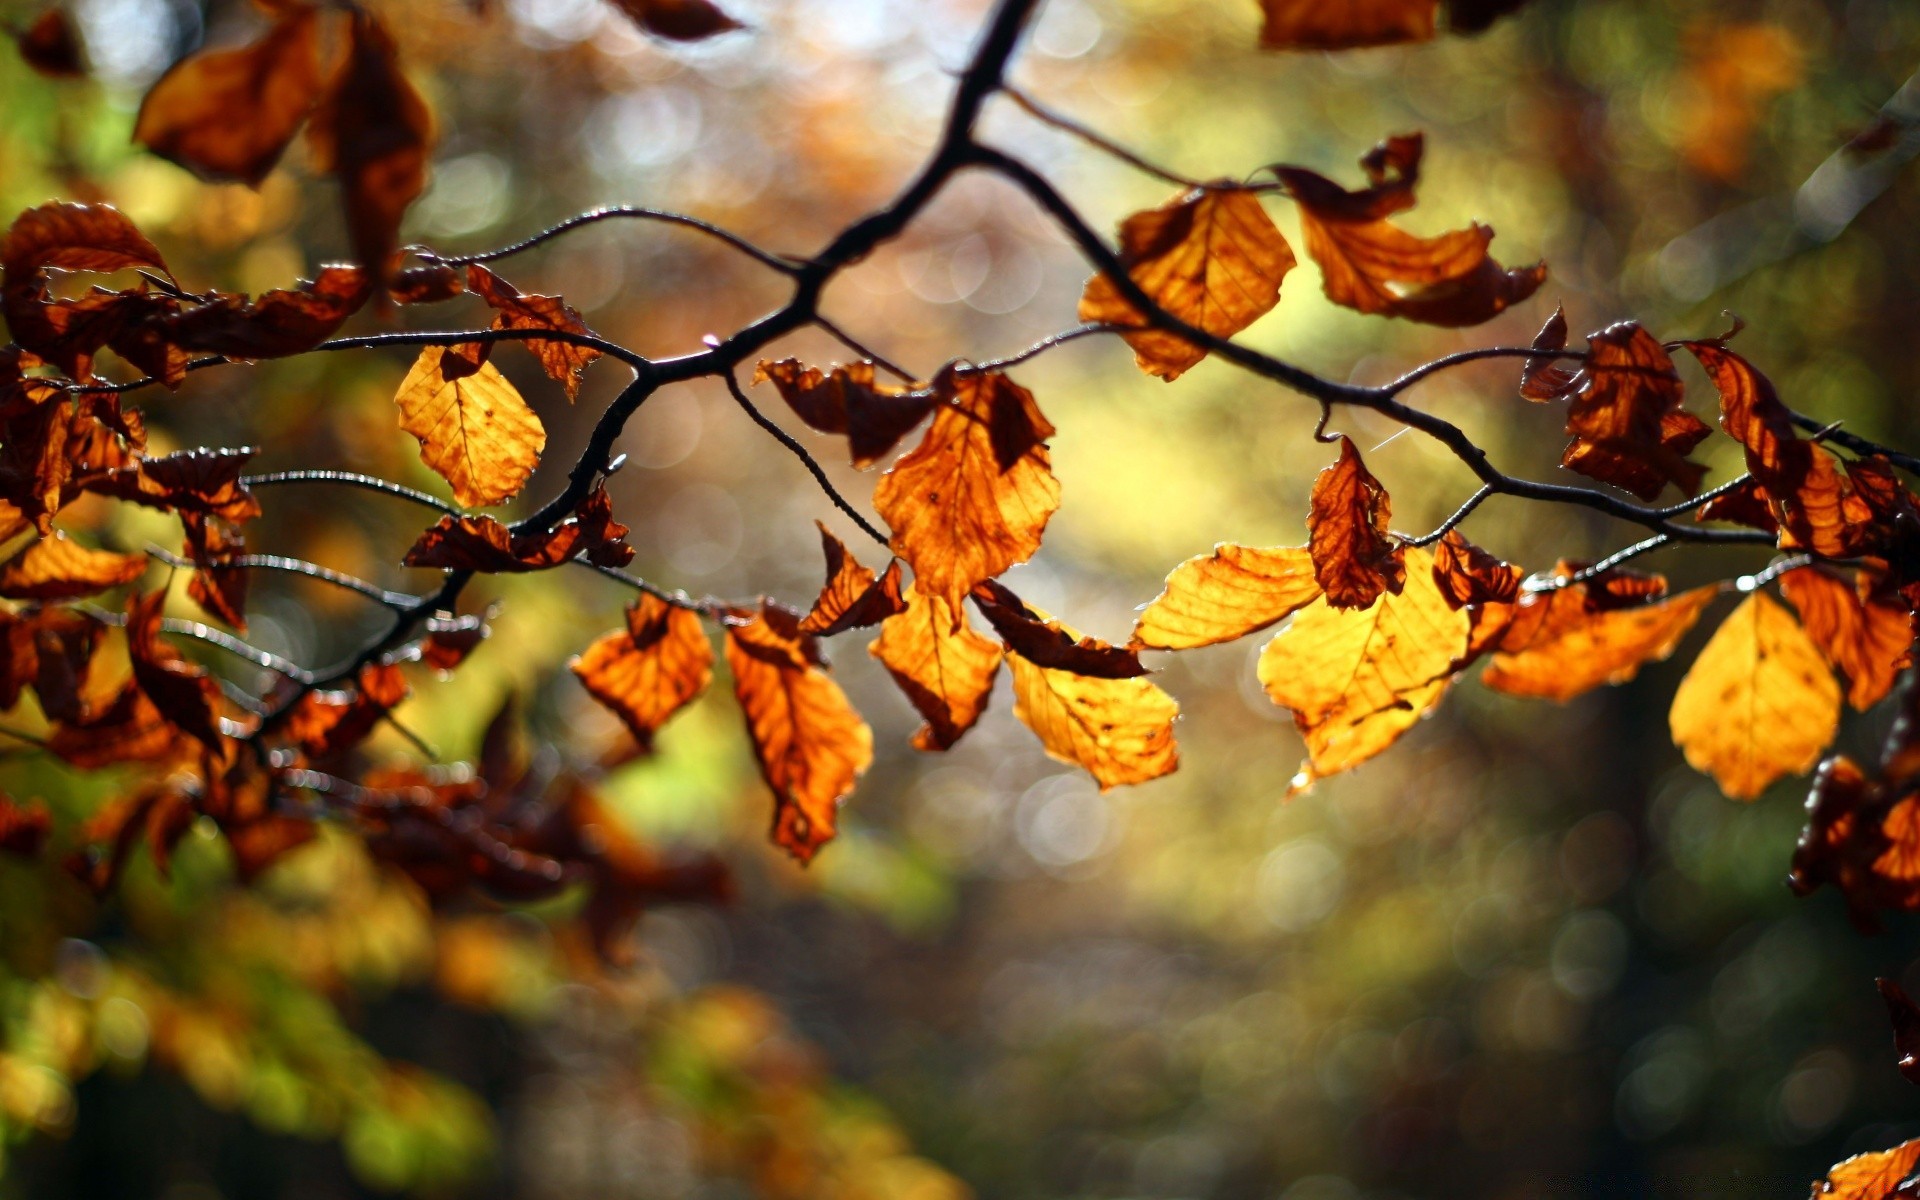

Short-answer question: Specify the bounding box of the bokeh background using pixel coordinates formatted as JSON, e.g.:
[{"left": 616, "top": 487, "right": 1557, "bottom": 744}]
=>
[{"left": 5, "top": 0, "right": 1920, "bottom": 1196}]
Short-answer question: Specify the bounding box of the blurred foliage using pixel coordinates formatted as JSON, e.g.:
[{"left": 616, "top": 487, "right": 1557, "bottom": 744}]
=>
[{"left": 4, "top": 0, "right": 1920, "bottom": 1197}]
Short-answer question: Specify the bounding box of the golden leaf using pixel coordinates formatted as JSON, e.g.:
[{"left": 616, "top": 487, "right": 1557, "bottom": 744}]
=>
[
  {"left": 869, "top": 581, "right": 1002, "bottom": 751},
  {"left": 1009, "top": 631, "right": 1178, "bottom": 789},
  {"left": 1130, "top": 544, "right": 1321, "bottom": 650},
  {"left": 571, "top": 594, "right": 714, "bottom": 745},
  {"left": 1481, "top": 585, "right": 1719, "bottom": 702},
  {"left": 394, "top": 345, "right": 545, "bottom": 508},
  {"left": 0, "top": 531, "right": 146, "bottom": 601},
  {"left": 1669, "top": 590, "right": 1839, "bottom": 799},
  {"left": 1809, "top": 1138, "right": 1920, "bottom": 1199}
]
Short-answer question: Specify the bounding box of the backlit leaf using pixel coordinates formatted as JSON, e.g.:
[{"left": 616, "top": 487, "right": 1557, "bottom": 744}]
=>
[
  {"left": 1308, "top": 435, "right": 1404, "bottom": 609},
  {"left": 81, "top": 447, "right": 261, "bottom": 523},
  {"left": 1258, "top": 0, "right": 1435, "bottom": 48},
  {"left": 1008, "top": 625, "right": 1179, "bottom": 789},
  {"left": 162, "top": 266, "right": 371, "bottom": 359},
  {"left": 1669, "top": 590, "right": 1838, "bottom": 799},
  {"left": 182, "top": 516, "right": 248, "bottom": 631},
  {"left": 971, "top": 579, "right": 1147, "bottom": 678},
  {"left": 1130, "top": 544, "right": 1321, "bottom": 650},
  {"left": 1430, "top": 530, "right": 1522, "bottom": 608},
  {"left": 725, "top": 603, "right": 872, "bottom": 862},
  {"left": 873, "top": 366, "right": 1060, "bottom": 617},
  {"left": 571, "top": 593, "right": 713, "bottom": 746},
  {"left": 1481, "top": 583, "right": 1718, "bottom": 702},
  {"left": 754, "top": 359, "right": 936, "bottom": 468},
  {"left": 1808, "top": 1138, "right": 1920, "bottom": 1199},
  {"left": 465, "top": 264, "right": 602, "bottom": 401},
  {"left": 1780, "top": 566, "right": 1912, "bottom": 711},
  {"left": 133, "top": 6, "right": 326, "bottom": 186},
  {"left": 126, "top": 589, "right": 224, "bottom": 750},
  {"left": 1559, "top": 322, "right": 1707, "bottom": 500},
  {"left": 798, "top": 524, "right": 905, "bottom": 637},
  {"left": 403, "top": 488, "right": 632, "bottom": 571},
  {"left": 394, "top": 346, "right": 545, "bottom": 508},
  {"left": 1079, "top": 187, "right": 1295, "bottom": 381},
  {"left": 869, "top": 581, "right": 1001, "bottom": 751},
  {"left": 0, "top": 531, "right": 145, "bottom": 601},
  {"left": 279, "top": 663, "right": 408, "bottom": 760}
]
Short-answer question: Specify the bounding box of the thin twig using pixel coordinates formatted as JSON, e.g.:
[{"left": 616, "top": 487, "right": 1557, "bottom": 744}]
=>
[
  {"left": 147, "top": 546, "right": 422, "bottom": 609},
  {"left": 1003, "top": 86, "right": 1208, "bottom": 189},
  {"left": 961, "top": 323, "right": 1124, "bottom": 374},
  {"left": 723, "top": 372, "right": 892, "bottom": 549},
  {"left": 1403, "top": 485, "right": 1496, "bottom": 547},
  {"left": 241, "top": 470, "right": 462, "bottom": 515},
  {"left": 812, "top": 316, "right": 918, "bottom": 382},
  {"left": 418, "top": 206, "right": 803, "bottom": 276}
]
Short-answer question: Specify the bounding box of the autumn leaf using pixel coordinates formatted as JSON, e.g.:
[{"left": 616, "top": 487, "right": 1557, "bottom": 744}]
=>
[
  {"left": 0, "top": 604, "right": 103, "bottom": 719},
  {"left": 305, "top": 10, "right": 432, "bottom": 282},
  {"left": 971, "top": 579, "right": 1147, "bottom": 678},
  {"left": 14, "top": 10, "right": 84, "bottom": 78},
  {"left": 1791, "top": 750, "right": 1920, "bottom": 932},
  {"left": 1274, "top": 136, "right": 1545, "bottom": 327},
  {"left": 1430, "top": 530, "right": 1522, "bottom": 608},
  {"left": 1308, "top": 435, "right": 1404, "bottom": 609},
  {"left": 81, "top": 447, "right": 261, "bottom": 524},
  {"left": 162, "top": 266, "right": 371, "bottom": 359},
  {"left": 420, "top": 613, "right": 489, "bottom": 672},
  {"left": 0, "top": 531, "right": 145, "bottom": 601},
  {"left": 133, "top": 5, "right": 326, "bottom": 187},
  {"left": 1257, "top": 0, "right": 1531, "bottom": 48},
  {"left": 279, "top": 663, "right": 408, "bottom": 760},
  {"left": 873, "top": 366, "right": 1060, "bottom": 617},
  {"left": 869, "top": 581, "right": 1001, "bottom": 751},
  {"left": 403, "top": 488, "right": 631, "bottom": 571},
  {"left": 1008, "top": 622, "right": 1179, "bottom": 789},
  {"left": 126, "top": 589, "right": 225, "bottom": 750},
  {"left": 1259, "top": 544, "right": 1468, "bottom": 780},
  {"left": 798, "top": 524, "right": 905, "bottom": 637},
  {"left": 607, "top": 0, "right": 744, "bottom": 40},
  {"left": 1559, "top": 323, "right": 1707, "bottom": 500},
  {"left": 394, "top": 346, "right": 546, "bottom": 508},
  {"left": 725, "top": 603, "right": 872, "bottom": 862},
  {"left": 183, "top": 516, "right": 248, "bottom": 631},
  {"left": 1808, "top": 1138, "right": 1920, "bottom": 1199},
  {"left": 1, "top": 201, "right": 168, "bottom": 280},
  {"left": 1130, "top": 544, "right": 1321, "bottom": 650},
  {"left": 1078, "top": 187, "right": 1294, "bottom": 381},
  {"left": 571, "top": 593, "right": 714, "bottom": 745},
  {"left": 1670, "top": 590, "right": 1838, "bottom": 799},
  {"left": 1779, "top": 566, "right": 1911, "bottom": 711},
  {"left": 1481, "top": 583, "right": 1718, "bottom": 702},
  {"left": 753, "top": 359, "right": 936, "bottom": 468},
  {"left": 465, "top": 264, "right": 602, "bottom": 401},
  {"left": 1519, "top": 305, "right": 1577, "bottom": 401}
]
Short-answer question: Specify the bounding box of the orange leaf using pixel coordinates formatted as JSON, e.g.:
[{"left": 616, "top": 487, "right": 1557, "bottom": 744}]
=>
[
  {"left": 0, "top": 795, "right": 50, "bottom": 856},
  {"left": 465, "top": 264, "right": 602, "bottom": 401},
  {"left": 1308, "top": 435, "right": 1404, "bottom": 609},
  {"left": 869, "top": 581, "right": 1001, "bottom": 751},
  {"left": 571, "top": 594, "right": 714, "bottom": 746},
  {"left": 1519, "top": 306, "right": 1577, "bottom": 401},
  {"left": 1669, "top": 590, "right": 1837, "bottom": 799},
  {"left": 126, "top": 589, "right": 225, "bottom": 750},
  {"left": 971, "top": 579, "right": 1147, "bottom": 678},
  {"left": 1, "top": 201, "right": 168, "bottom": 280},
  {"left": 1559, "top": 322, "right": 1707, "bottom": 500},
  {"left": 607, "top": 0, "right": 744, "bottom": 40},
  {"left": 1430, "top": 530, "right": 1522, "bottom": 608},
  {"left": 725, "top": 604, "right": 872, "bottom": 862},
  {"left": 183, "top": 516, "right": 248, "bottom": 631},
  {"left": 798, "top": 524, "right": 905, "bottom": 637},
  {"left": 279, "top": 663, "right": 408, "bottom": 760},
  {"left": 1008, "top": 622, "right": 1179, "bottom": 789},
  {"left": 305, "top": 10, "right": 432, "bottom": 281},
  {"left": 1479, "top": 582, "right": 1716, "bottom": 701},
  {"left": 872, "top": 366, "right": 1060, "bottom": 617},
  {"left": 753, "top": 358, "right": 936, "bottom": 468},
  {"left": 1258, "top": 545, "right": 1468, "bottom": 779},
  {"left": 1078, "top": 187, "right": 1294, "bottom": 381},
  {"left": 81, "top": 447, "right": 262, "bottom": 524},
  {"left": 133, "top": 6, "right": 326, "bottom": 186},
  {"left": 0, "top": 531, "right": 145, "bottom": 601},
  {"left": 394, "top": 346, "right": 545, "bottom": 508},
  {"left": 162, "top": 266, "right": 371, "bottom": 359},
  {"left": 1809, "top": 1138, "right": 1920, "bottom": 1199},
  {"left": 1130, "top": 544, "right": 1321, "bottom": 650},
  {"left": 1780, "top": 566, "right": 1912, "bottom": 711},
  {"left": 403, "top": 488, "right": 631, "bottom": 571}
]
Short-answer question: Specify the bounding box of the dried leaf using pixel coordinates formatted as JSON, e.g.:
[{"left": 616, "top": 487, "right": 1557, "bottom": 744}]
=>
[
  {"left": 753, "top": 359, "right": 936, "bottom": 468},
  {"left": 1258, "top": 0, "right": 1436, "bottom": 48},
  {"left": 1670, "top": 590, "right": 1838, "bottom": 799},
  {"left": 1561, "top": 323, "right": 1706, "bottom": 500},
  {"left": 571, "top": 594, "right": 713, "bottom": 745},
  {"left": 1430, "top": 530, "right": 1522, "bottom": 608},
  {"left": 1808, "top": 1139, "right": 1920, "bottom": 1199},
  {"left": 161, "top": 266, "right": 371, "bottom": 359},
  {"left": 15, "top": 10, "right": 84, "bottom": 78},
  {"left": 1079, "top": 186, "right": 1295, "bottom": 380},
  {"left": 1519, "top": 305, "right": 1576, "bottom": 401},
  {"left": 465, "top": 264, "right": 601, "bottom": 401},
  {"left": 81, "top": 447, "right": 261, "bottom": 523},
  {"left": 279, "top": 663, "right": 407, "bottom": 759},
  {"left": 403, "top": 488, "right": 631, "bottom": 571},
  {"left": 183, "top": 516, "right": 248, "bottom": 631},
  {"left": 869, "top": 581, "right": 1001, "bottom": 751},
  {"left": 133, "top": 6, "right": 326, "bottom": 186},
  {"left": 0, "top": 531, "right": 145, "bottom": 600},
  {"left": 305, "top": 10, "right": 432, "bottom": 281},
  {"left": 1259, "top": 545, "right": 1469, "bottom": 778},
  {"left": 971, "top": 579, "right": 1147, "bottom": 678},
  {"left": 798, "top": 524, "right": 905, "bottom": 636},
  {"left": 1008, "top": 625, "right": 1179, "bottom": 789},
  {"left": 873, "top": 366, "right": 1060, "bottom": 617},
  {"left": 1130, "top": 544, "right": 1321, "bottom": 650},
  {"left": 126, "top": 589, "right": 224, "bottom": 750},
  {"left": 608, "top": 0, "right": 744, "bottom": 40},
  {"left": 1780, "top": 566, "right": 1912, "bottom": 711},
  {"left": 725, "top": 603, "right": 872, "bottom": 863},
  {"left": 1308, "top": 435, "right": 1404, "bottom": 609},
  {"left": 1481, "top": 584, "right": 1718, "bottom": 702},
  {"left": 394, "top": 346, "right": 545, "bottom": 508},
  {"left": 1, "top": 201, "right": 168, "bottom": 279}
]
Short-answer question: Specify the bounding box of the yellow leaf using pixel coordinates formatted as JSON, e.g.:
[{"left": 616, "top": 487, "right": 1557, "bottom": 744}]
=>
[
  {"left": 869, "top": 582, "right": 1002, "bottom": 751},
  {"left": 394, "top": 346, "right": 545, "bottom": 508},
  {"left": 1258, "top": 545, "right": 1467, "bottom": 778},
  {"left": 1669, "top": 590, "right": 1839, "bottom": 799},
  {"left": 1079, "top": 187, "right": 1295, "bottom": 381},
  {"left": 1010, "top": 640, "right": 1179, "bottom": 790},
  {"left": 1130, "top": 544, "right": 1321, "bottom": 650}
]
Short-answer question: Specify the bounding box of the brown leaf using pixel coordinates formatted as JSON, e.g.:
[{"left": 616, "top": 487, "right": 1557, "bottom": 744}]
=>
[
  {"left": 133, "top": 6, "right": 326, "bottom": 186},
  {"left": 753, "top": 359, "right": 937, "bottom": 468},
  {"left": 82, "top": 447, "right": 261, "bottom": 523},
  {"left": 161, "top": 266, "right": 371, "bottom": 359},
  {"left": 389, "top": 263, "right": 465, "bottom": 305},
  {"left": 1808, "top": 1138, "right": 1920, "bottom": 1199},
  {"left": 126, "top": 589, "right": 225, "bottom": 750},
  {"left": 1694, "top": 477, "right": 1778, "bottom": 531},
  {"left": 465, "top": 264, "right": 601, "bottom": 401},
  {"left": 1781, "top": 566, "right": 1912, "bottom": 711},
  {"left": 798, "top": 524, "right": 905, "bottom": 637},
  {"left": 1879, "top": 978, "right": 1920, "bottom": 1086},
  {"left": 0, "top": 604, "right": 104, "bottom": 718},
  {"left": 869, "top": 581, "right": 1001, "bottom": 751},
  {"left": 1276, "top": 137, "right": 1544, "bottom": 327},
  {"left": 394, "top": 346, "right": 545, "bottom": 508},
  {"left": 1, "top": 201, "right": 168, "bottom": 279},
  {"left": 1559, "top": 322, "right": 1706, "bottom": 500},
  {"left": 873, "top": 366, "right": 1060, "bottom": 617},
  {"left": 403, "top": 488, "right": 631, "bottom": 571},
  {"left": 1308, "top": 435, "right": 1405, "bottom": 609},
  {"left": 1481, "top": 583, "right": 1717, "bottom": 702},
  {"left": 1519, "top": 305, "right": 1577, "bottom": 401},
  {"left": 1670, "top": 590, "right": 1838, "bottom": 799},
  {"left": 0, "top": 399, "right": 74, "bottom": 533},
  {"left": 725, "top": 603, "right": 872, "bottom": 863},
  {"left": 1130, "top": 544, "right": 1321, "bottom": 650},
  {"left": 1008, "top": 627, "right": 1179, "bottom": 789},
  {"left": 1258, "top": 0, "right": 1436, "bottom": 48},
  {"left": 183, "top": 516, "right": 248, "bottom": 632},
  {"left": 0, "top": 795, "right": 50, "bottom": 856},
  {"left": 1430, "top": 530, "right": 1522, "bottom": 608},
  {"left": 1078, "top": 187, "right": 1295, "bottom": 381},
  {"left": 970, "top": 579, "right": 1147, "bottom": 678},
  {"left": 571, "top": 594, "right": 713, "bottom": 746},
  {"left": 305, "top": 10, "right": 432, "bottom": 282},
  {"left": 1259, "top": 545, "right": 1468, "bottom": 781},
  {"left": 420, "top": 613, "right": 489, "bottom": 672},
  {"left": 279, "top": 662, "right": 408, "bottom": 760},
  {"left": 0, "top": 531, "right": 145, "bottom": 601},
  {"left": 47, "top": 682, "right": 178, "bottom": 769},
  {"left": 15, "top": 10, "right": 84, "bottom": 78},
  {"left": 607, "top": 0, "right": 744, "bottom": 40}
]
